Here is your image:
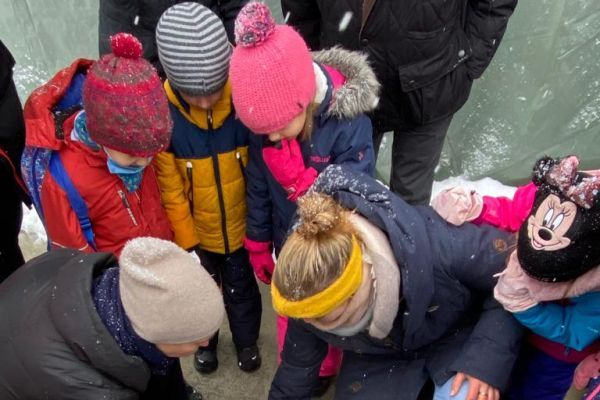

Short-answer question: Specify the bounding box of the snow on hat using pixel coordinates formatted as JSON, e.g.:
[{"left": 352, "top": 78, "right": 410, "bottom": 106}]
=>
[
  {"left": 119, "top": 237, "right": 225, "bottom": 344},
  {"left": 156, "top": 2, "right": 232, "bottom": 96},
  {"left": 517, "top": 155, "right": 600, "bottom": 282},
  {"left": 229, "top": 2, "right": 316, "bottom": 134},
  {"left": 83, "top": 33, "right": 172, "bottom": 157}
]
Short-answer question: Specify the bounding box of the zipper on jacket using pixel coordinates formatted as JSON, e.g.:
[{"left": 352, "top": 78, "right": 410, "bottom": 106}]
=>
[
  {"left": 118, "top": 189, "right": 139, "bottom": 226},
  {"left": 186, "top": 161, "right": 194, "bottom": 212},
  {"left": 236, "top": 151, "right": 246, "bottom": 184},
  {"left": 207, "top": 115, "right": 230, "bottom": 254},
  {"left": 207, "top": 109, "right": 213, "bottom": 130}
]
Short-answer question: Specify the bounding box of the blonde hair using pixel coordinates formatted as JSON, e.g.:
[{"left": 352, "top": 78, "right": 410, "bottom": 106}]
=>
[
  {"left": 299, "top": 102, "right": 319, "bottom": 141},
  {"left": 273, "top": 192, "right": 357, "bottom": 300}
]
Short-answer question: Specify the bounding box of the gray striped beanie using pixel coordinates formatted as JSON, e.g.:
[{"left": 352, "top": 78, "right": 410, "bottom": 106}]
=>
[{"left": 156, "top": 2, "right": 232, "bottom": 96}]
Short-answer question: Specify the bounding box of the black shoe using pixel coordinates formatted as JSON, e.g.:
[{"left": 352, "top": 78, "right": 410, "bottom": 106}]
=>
[
  {"left": 237, "top": 345, "right": 261, "bottom": 372},
  {"left": 185, "top": 384, "right": 203, "bottom": 400},
  {"left": 193, "top": 348, "right": 218, "bottom": 374},
  {"left": 313, "top": 376, "right": 334, "bottom": 398}
]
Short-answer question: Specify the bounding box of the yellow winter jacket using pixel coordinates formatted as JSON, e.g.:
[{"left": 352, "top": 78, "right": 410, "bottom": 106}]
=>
[{"left": 154, "top": 80, "right": 249, "bottom": 254}]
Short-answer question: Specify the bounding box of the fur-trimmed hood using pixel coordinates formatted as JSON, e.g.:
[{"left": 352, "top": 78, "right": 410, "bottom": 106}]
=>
[{"left": 312, "top": 46, "right": 380, "bottom": 120}]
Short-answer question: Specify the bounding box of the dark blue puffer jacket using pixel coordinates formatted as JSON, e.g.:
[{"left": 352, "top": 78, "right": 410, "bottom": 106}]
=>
[
  {"left": 269, "top": 165, "right": 523, "bottom": 400},
  {"left": 245, "top": 48, "right": 379, "bottom": 250}
]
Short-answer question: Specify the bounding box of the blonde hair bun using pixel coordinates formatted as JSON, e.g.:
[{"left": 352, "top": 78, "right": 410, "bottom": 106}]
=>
[{"left": 296, "top": 193, "right": 346, "bottom": 238}]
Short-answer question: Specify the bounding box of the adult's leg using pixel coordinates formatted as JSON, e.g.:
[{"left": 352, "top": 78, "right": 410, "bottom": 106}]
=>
[
  {"left": 141, "top": 360, "right": 189, "bottom": 400},
  {"left": 372, "top": 128, "right": 386, "bottom": 159},
  {"left": 390, "top": 115, "right": 453, "bottom": 205},
  {"left": 0, "top": 170, "right": 24, "bottom": 283},
  {"left": 221, "top": 248, "right": 262, "bottom": 350}
]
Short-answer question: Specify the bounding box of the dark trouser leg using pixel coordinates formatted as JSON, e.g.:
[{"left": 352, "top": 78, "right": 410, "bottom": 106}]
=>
[
  {"left": 390, "top": 115, "right": 453, "bottom": 205},
  {"left": 141, "top": 360, "right": 188, "bottom": 400},
  {"left": 371, "top": 129, "right": 386, "bottom": 159},
  {"left": 195, "top": 249, "right": 222, "bottom": 351},
  {"left": 0, "top": 173, "right": 25, "bottom": 283},
  {"left": 221, "top": 248, "right": 262, "bottom": 349}
]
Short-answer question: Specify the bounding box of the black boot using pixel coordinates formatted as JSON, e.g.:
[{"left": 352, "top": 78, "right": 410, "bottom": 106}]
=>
[
  {"left": 185, "top": 384, "right": 203, "bottom": 400},
  {"left": 237, "top": 345, "right": 261, "bottom": 372},
  {"left": 193, "top": 348, "right": 218, "bottom": 374}
]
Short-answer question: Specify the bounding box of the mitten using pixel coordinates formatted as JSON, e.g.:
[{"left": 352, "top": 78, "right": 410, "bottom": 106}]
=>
[
  {"left": 262, "top": 138, "right": 318, "bottom": 202},
  {"left": 494, "top": 251, "right": 538, "bottom": 312},
  {"left": 430, "top": 186, "right": 483, "bottom": 225},
  {"left": 243, "top": 237, "right": 275, "bottom": 284}
]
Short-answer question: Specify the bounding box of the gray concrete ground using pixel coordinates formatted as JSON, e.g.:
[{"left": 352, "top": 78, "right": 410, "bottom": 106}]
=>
[{"left": 181, "top": 283, "right": 336, "bottom": 400}]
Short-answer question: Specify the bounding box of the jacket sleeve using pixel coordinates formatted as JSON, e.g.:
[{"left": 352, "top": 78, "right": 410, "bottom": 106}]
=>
[
  {"left": 475, "top": 182, "right": 536, "bottom": 232},
  {"left": 514, "top": 292, "right": 600, "bottom": 351},
  {"left": 245, "top": 137, "right": 273, "bottom": 243},
  {"left": 446, "top": 223, "right": 523, "bottom": 390},
  {"left": 41, "top": 174, "right": 94, "bottom": 253},
  {"left": 153, "top": 151, "right": 199, "bottom": 250},
  {"left": 330, "top": 115, "right": 376, "bottom": 177},
  {"left": 269, "top": 319, "right": 328, "bottom": 399},
  {"left": 281, "top": 0, "right": 322, "bottom": 50},
  {"left": 464, "top": 0, "right": 518, "bottom": 79}
]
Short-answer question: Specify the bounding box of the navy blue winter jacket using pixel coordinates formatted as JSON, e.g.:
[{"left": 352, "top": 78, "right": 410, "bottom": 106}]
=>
[
  {"left": 245, "top": 48, "right": 379, "bottom": 250},
  {"left": 269, "top": 165, "right": 523, "bottom": 400}
]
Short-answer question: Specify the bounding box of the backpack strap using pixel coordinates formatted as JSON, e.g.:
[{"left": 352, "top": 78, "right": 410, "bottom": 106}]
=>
[{"left": 48, "top": 152, "right": 97, "bottom": 250}]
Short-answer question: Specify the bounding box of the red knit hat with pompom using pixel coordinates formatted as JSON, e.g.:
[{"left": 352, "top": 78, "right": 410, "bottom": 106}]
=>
[
  {"left": 230, "top": 2, "right": 316, "bottom": 134},
  {"left": 83, "top": 33, "right": 172, "bottom": 156}
]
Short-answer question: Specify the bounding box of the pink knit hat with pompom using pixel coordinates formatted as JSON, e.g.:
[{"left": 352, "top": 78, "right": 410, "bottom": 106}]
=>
[{"left": 230, "top": 2, "right": 316, "bottom": 134}]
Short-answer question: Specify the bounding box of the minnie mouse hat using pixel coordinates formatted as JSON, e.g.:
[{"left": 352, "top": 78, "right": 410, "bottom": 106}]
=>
[{"left": 517, "top": 155, "right": 600, "bottom": 282}]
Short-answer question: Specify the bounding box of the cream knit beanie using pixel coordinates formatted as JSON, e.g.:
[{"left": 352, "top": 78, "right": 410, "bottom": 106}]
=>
[{"left": 119, "top": 237, "right": 225, "bottom": 344}]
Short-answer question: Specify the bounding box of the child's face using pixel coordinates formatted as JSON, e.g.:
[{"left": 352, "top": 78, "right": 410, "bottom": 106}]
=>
[
  {"left": 267, "top": 109, "right": 307, "bottom": 142},
  {"left": 180, "top": 89, "right": 224, "bottom": 110},
  {"left": 155, "top": 337, "right": 211, "bottom": 358},
  {"left": 104, "top": 147, "right": 153, "bottom": 168}
]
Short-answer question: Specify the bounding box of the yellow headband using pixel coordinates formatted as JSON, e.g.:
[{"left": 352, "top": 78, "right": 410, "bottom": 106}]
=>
[{"left": 271, "top": 236, "right": 363, "bottom": 319}]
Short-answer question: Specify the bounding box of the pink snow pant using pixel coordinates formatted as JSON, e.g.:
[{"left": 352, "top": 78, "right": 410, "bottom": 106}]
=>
[{"left": 277, "top": 314, "right": 343, "bottom": 377}]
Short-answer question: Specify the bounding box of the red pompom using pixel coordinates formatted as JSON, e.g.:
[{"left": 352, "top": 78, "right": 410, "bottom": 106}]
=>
[{"left": 110, "top": 33, "right": 143, "bottom": 59}]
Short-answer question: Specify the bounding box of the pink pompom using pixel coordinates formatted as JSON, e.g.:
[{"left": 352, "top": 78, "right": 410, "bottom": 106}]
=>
[
  {"left": 234, "top": 2, "right": 275, "bottom": 47},
  {"left": 110, "top": 33, "right": 143, "bottom": 59}
]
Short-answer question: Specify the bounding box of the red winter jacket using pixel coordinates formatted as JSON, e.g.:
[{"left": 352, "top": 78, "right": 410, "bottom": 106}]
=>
[{"left": 24, "top": 59, "right": 173, "bottom": 257}]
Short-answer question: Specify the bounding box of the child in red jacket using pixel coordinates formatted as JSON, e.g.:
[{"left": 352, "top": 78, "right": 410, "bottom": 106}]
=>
[{"left": 23, "top": 33, "right": 173, "bottom": 257}]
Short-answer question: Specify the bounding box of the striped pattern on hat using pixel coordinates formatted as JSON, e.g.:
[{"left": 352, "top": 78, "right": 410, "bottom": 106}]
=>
[{"left": 156, "top": 2, "right": 232, "bottom": 96}]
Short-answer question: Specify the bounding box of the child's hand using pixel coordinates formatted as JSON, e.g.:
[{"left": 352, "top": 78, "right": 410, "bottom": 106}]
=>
[
  {"left": 243, "top": 237, "right": 275, "bottom": 284},
  {"left": 430, "top": 186, "right": 483, "bottom": 226},
  {"left": 493, "top": 251, "right": 538, "bottom": 312},
  {"left": 262, "top": 139, "right": 317, "bottom": 201}
]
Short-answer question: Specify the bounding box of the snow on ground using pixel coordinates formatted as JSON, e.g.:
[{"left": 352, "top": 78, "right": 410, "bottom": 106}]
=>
[{"left": 18, "top": 176, "right": 516, "bottom": 261}]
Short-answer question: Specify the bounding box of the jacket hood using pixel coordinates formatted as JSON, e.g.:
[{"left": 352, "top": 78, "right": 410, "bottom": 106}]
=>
[
  {"left": 50, "top": 250, "right": 150, "bottom": 391},
  {"left": 24, "top": 58, "right": 93, "bottom": 150},
  {"left": 312, "top": 47, "right": 380, "bottom": 120},
  {"left": 310, "top": 164, "right": 435, "bottom": 337}
]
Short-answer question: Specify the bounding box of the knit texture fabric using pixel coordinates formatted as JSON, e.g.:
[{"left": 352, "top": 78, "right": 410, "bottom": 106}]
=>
[
  {"left": 156, "top": 2, "right": 232, "bottom": 96},
  {"left": 92, "top": 267, "right": 174, "bottom": 375},
  {"left": 230, "top": 2, "right": 315, "bottom": 134},
  {"left": 83, "top": 33, "right": 172, "bottom": 157},
  {"left": 119, "top": 237, "right": 225, "bottom": 344}
]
